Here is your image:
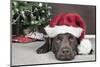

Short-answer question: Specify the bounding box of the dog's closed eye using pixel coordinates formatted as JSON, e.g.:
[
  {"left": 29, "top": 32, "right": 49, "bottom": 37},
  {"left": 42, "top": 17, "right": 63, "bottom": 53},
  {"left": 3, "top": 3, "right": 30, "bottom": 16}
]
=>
[
  {"left": 56, "top": 37, "right": 62, "bottom": 43},
  {"left": 56, "top": 35, "right": 63, "bottom": 40},
  {"left": 69, "top": 35, "right": 75, "bottom": 41}
]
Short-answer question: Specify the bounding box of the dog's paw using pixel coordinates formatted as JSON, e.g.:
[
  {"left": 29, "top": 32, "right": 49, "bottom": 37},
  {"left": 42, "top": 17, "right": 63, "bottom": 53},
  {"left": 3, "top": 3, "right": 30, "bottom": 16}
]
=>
[{"left": 36, "top": 46, "right": 49, "bottom": 54}]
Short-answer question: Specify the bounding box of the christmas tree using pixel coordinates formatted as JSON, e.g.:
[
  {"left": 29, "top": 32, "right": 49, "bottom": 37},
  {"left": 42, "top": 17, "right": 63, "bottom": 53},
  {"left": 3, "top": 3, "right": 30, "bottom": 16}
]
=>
[{"left": 12, "top": 0, "right": 52, "bottom": 35}]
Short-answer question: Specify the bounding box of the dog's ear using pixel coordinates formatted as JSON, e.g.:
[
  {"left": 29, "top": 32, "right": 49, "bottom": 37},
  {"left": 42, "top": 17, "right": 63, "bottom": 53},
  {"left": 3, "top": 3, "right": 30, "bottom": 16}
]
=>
[
  {"left": 36, "top": 37, "right": 52, "bottom": 54},
  {"left": 75, "top": 38, "right": 80, "bottom": 55},
  {"left": 44, "top": 37, "right": 52, "bottom": 51},
  {"left": 51, "top": 38, "right": 58, "bottom": 54},
  {"left": 77, "top": 38, "right": 80, "bottom": 44}
]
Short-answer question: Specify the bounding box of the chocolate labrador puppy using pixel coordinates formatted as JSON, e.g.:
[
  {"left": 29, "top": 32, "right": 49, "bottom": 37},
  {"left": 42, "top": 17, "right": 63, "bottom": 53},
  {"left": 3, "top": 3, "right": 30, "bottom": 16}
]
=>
[{"left": 36, "top": 33, "right": 80, "bottom": 61}]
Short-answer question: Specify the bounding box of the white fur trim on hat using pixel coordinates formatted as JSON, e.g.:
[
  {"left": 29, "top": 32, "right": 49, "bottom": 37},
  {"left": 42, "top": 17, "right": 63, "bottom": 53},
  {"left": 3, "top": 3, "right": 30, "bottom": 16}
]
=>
[
  {"left": 78, "top": 39, "right": 92, "bottom": 54},
  {"left": 44, "top": 25, "right": 83, "bottom": 38}
]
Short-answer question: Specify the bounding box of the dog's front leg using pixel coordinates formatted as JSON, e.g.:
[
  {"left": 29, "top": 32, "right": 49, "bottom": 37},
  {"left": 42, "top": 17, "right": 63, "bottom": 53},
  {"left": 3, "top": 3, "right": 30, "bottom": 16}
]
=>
[{"left": 36, "top": 37, "right": 52, "bottom": 54}]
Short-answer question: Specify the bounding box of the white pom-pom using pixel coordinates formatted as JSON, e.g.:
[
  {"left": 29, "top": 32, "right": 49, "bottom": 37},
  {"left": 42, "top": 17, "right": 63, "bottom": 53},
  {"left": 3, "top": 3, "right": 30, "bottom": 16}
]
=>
[{"left": 78, "top": 39, "right": 92, "bottom": 55}]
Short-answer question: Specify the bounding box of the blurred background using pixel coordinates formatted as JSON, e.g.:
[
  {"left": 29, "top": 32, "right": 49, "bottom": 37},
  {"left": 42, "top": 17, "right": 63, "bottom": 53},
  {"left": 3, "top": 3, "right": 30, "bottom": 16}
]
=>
[
  {"left": 11, "top": 1, "right": 96, "bottom": 36},
  {"left": 49, "top": 3, "right": 96, "bottom": 34}
]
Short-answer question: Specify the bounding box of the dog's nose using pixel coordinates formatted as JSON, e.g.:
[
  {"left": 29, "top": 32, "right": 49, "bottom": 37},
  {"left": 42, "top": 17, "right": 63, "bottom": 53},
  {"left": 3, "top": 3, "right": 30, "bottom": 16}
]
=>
[{"left": 62, "top": 49, "right": 70, "bottom": 55}]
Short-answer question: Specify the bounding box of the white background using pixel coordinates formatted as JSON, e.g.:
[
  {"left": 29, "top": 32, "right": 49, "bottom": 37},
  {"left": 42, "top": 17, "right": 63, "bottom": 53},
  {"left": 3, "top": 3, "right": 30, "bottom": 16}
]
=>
[{"left": 0, "top": 0, "right": 99, "bottom": 67}]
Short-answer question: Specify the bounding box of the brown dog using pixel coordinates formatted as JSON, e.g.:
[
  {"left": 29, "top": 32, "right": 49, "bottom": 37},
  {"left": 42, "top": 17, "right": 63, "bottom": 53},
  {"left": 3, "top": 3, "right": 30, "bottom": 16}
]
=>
[
  {"left": 36, "top": 13, "right": 93, "bottom": 60},
  {"left": 36, "top": 33, "right": 80, "bottom": 60}
]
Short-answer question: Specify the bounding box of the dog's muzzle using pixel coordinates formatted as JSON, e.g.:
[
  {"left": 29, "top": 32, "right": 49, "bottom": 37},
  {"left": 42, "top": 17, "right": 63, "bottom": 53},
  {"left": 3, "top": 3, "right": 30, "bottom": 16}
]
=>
[{"left": 55, "top": 48, "right": 75, "bottom": 61}]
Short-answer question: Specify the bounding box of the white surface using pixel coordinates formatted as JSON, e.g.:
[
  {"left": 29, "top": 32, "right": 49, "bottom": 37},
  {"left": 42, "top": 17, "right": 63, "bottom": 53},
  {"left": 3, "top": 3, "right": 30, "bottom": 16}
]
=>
[
  {"left": 1, "top": 0, "right": 100, "bottom": 67},
  {"left": 85, "top": 35, "right": 95, "bottom": 38},
  {"left": 11, "top": 38, "right": 95, "bottom": 66}
]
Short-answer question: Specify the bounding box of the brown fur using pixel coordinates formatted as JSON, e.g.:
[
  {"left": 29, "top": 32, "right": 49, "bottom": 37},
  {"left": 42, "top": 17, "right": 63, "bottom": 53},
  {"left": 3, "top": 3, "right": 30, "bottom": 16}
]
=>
[{"left": 36, "top": 33, "right": 80, "bottom": 61}]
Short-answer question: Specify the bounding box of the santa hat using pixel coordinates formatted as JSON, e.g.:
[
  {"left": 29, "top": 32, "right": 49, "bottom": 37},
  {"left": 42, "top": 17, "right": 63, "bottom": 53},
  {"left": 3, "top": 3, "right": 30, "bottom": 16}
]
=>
[{"left": 44, "top": 13, "right": 92, "bottom": 54}]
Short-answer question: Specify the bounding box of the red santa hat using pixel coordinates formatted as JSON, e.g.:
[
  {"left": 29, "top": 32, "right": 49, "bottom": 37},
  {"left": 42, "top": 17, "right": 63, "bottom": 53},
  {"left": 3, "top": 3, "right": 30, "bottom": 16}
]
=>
[{"left": 44, "top": 13, "right": 92, "bottom": 54}]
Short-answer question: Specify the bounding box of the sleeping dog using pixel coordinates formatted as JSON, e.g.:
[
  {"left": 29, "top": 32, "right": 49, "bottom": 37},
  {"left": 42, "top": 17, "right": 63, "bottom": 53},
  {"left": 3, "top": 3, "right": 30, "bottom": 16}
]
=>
[
  {"left": 36, "top": 13, "right": 93, "bottom": 61},
  {"left": 37, "top": 33, "right": 79, "bottom": 60}
]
